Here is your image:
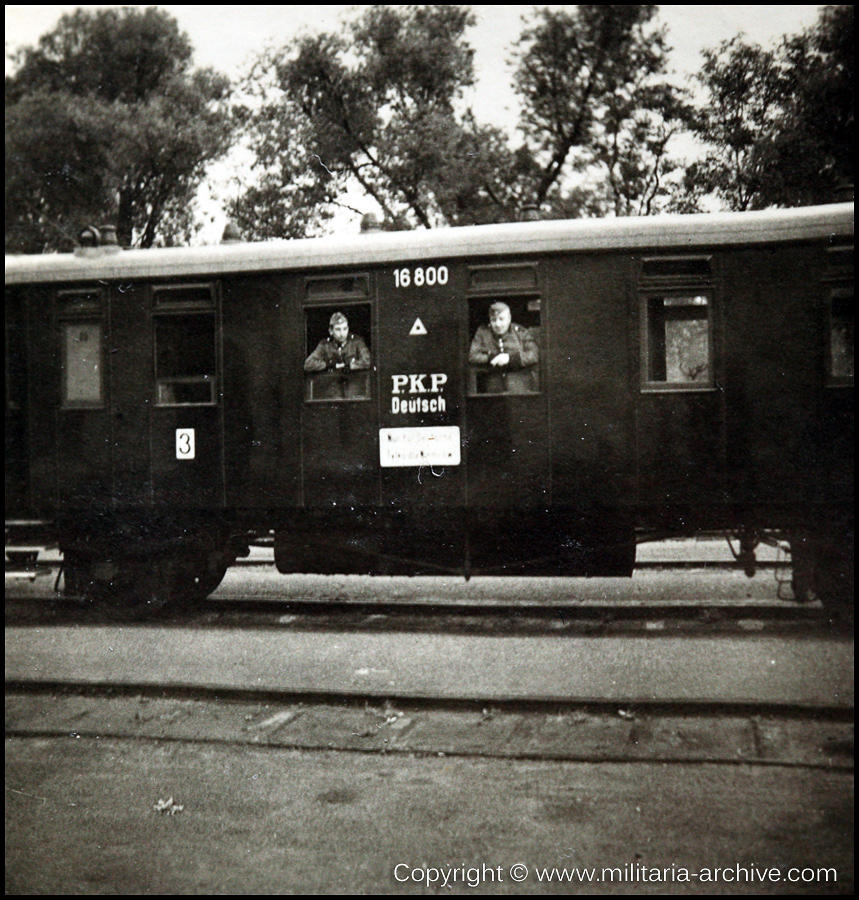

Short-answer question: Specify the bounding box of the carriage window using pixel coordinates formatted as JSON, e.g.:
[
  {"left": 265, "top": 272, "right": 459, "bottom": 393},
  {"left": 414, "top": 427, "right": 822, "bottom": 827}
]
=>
[
  {"left": 469, "top": 265, "right": 538, "bottom": 293},
  {"left": 59, "top": 290, "right": 103, "bottom": 407},
  {"left": 303, "top": 304, "right": 372, "bottom": 401},
  {"left": 152, "top": 284, "right": 217, "bottom": 405},
  {"left": 153, "top": 284, "right": 215, "bottom": 310},
  {"left": 642, "top": 293, "right": 712, "bottom": 387},
  {"left": 467, "top": 297, "right": 541, "bottom": 396},
  {"left": 155, "top": 313, "right": 216, "bottom": 405},
  {"left": 61, "top": 321, "right": 103, "bottom": 406},
  {"left": 306, "top": 274, "right": 370, "bottom": 299},
  {"left": 828, "top": 289, "right": 853, "bottom": 382},
  {"left": 6, "top": 291, "right": 26, "bottom": 412}
]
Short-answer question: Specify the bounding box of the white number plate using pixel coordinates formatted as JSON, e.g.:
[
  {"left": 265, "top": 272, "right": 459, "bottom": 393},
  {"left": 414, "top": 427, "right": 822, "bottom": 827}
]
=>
[
  {"left": 176, "top": 428, "right": 196, "bottom": 460},
  {"left": 379, "top": 426, "right": 461, "bottom": 468}
]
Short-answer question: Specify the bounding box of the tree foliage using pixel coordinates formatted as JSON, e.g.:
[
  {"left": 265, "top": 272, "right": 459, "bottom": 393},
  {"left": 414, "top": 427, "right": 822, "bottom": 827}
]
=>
[
  {"left": 227, "top": 4, "right": 851, "bottom": 237},
  {"left": 6, "top": 7, "right": 233, "bottom": 252},
  {"left": 780, "top": 5, "right": 854, "bottom": 201},
  {"left": 230, "top": 5, "right": 524, "bottom": 237},
  {"left": 687, "top": 5, "right": 853, "bottom": 210},
  {"left": 512, "top": 5, "right": 692, "bottom": 215},
  {"left": 233, "top": 4, "right": 695, "bottom": 236}
]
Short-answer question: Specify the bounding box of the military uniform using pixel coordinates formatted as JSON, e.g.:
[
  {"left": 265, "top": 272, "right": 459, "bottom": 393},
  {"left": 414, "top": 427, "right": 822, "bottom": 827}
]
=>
[
  {"left": 468, "top": 323, "right": 539, "bottom": 394},
  {"left": 304, "top": 334, "right": 371, "bottom": 372},
  {"left": 304, "top": 334, "right": 371, "bottom": 400}
]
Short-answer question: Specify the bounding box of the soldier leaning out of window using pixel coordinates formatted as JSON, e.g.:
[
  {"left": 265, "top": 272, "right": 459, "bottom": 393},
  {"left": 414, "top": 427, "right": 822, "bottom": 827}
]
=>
[
  {"left": 304, "top": 312, "right": 371, "bottom": 373},
  {"left": 468, "top": 302, "right": 539, "bottom": 394}
]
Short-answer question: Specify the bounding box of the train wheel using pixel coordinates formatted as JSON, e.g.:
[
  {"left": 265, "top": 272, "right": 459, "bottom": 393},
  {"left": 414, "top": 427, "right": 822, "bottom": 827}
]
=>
[
  {"left": 115, "top": 562, "right": 170, "bottom": 617},
  {"left": 789, "top": 537, "right": 818, "bottom": 603},
  {"left": 166, "top": 554, "right": 228, "bottom": 608},
  {"left": 62, "top": 554, "right": 169, "bottom": 618},
  {"left": 60, "top": 552, "right": 87, "bottom": 598},
  {"left": 816, "top": 542, "right": 853, "bottom": 613},
  {"left": 63, "top": 546, "right": 231, "bottom": 616},
  {"left": 790, "top": 532, "right": 853, "bottom": 611}
]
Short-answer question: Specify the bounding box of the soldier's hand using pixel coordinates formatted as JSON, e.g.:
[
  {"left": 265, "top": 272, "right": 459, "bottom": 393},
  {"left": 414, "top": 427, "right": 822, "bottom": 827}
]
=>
[{"left": 490, "top": 352, "right": 510, "bottom": 367}]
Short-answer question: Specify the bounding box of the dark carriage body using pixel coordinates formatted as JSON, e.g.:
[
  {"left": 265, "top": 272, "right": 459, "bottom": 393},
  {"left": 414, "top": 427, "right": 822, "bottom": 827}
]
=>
[{"left": 6, "top": 203, "right": 853, "bottom": 603}]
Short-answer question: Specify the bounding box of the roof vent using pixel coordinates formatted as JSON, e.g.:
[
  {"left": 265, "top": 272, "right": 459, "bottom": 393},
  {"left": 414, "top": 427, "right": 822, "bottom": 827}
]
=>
[
  {"left": 78, "top": 225, "right": 100, "bottom": 248},
  {"left": 74, "top": 225, "right": 105, "bottom": 257},
  {"left": 221, "top": 221, "right": 243, "bottom": 243},
  {"left": 99, "top": 224, "right": 121, "bottom": 253},
  {"left": 74, "top": 224, "right": 122, "bottom": 256},
  {"left": 834, "top": 181, "right": 854, "bottom": 203},
  {"left": 360, "top": 212, "right": 382, "bottom": 234}
]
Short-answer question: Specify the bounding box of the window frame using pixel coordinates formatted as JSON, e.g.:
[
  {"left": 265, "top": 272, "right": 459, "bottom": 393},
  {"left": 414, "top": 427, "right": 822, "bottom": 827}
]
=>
[
  {"left": 57, "top": 288, "right": 105, "bottom": 410},
  {"left": 638, "top": 256, "right": 716, "bottom": 393},
  {"left": 6, "top": 289, "right": 26, "bottom": 414},
  {"left": 302, "top": 297, "right": 374, "bottom": 404},
  {"left": 466, "top": 263, "right": 542, "bottom": 398},
  {"left": 823, "top": 245, "right": 853, "bottom": 388},
  {"left": 825, "top": 284, "right": 854, "bottom": 387},
  {"left": 152, "top": 283, "right": 219, "bottom": 408}
]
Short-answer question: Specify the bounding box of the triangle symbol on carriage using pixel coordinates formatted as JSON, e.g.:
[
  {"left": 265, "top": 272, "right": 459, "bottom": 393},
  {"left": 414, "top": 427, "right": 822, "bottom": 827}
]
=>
[{"left": 409, "top": 318, "right": 428, "bottom": 336}]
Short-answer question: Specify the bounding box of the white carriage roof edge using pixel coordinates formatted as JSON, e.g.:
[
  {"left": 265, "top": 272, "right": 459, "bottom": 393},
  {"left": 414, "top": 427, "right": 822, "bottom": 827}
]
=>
[{"left": 5, "top": 202, "right": 854, "bottom": 285}]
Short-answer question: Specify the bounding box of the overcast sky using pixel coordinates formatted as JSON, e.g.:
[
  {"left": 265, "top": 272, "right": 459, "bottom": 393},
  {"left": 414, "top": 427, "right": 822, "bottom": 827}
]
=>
[
  {"left": 5, "top": 5, "right": 826, "bottom": 126},
  {"left": 5, "top": 6, "right": 827, "bottom": 237}
]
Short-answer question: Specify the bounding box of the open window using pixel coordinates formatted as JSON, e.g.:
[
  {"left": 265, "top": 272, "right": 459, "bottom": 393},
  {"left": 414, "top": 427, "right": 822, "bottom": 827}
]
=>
[
  {"left": 303, "top": 275, "right": 372, "bottom": 402},
  {"left": 640, "top": 257, "right": 714, "bottom": 391},
  {"left": 58, "top": 289, "right": 104, "bottom": 408},
  {"left": 153, "top": 285, "right": 217, "bottom": 406},
  {"left": 466, "top": 264, "right": 541, "bottom": 396}
]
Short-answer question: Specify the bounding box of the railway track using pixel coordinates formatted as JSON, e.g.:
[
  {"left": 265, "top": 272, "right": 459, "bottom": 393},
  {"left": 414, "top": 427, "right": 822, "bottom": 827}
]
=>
[
  {"left": 5, "top": 563, "right": 839, "bottom": 626},
  {"left": 6, "top": 556, "right": 853, "bottom": 898},
  {"left": 6, "top": 681, "right": 853, "bottom": 769},
  {"left": 7, "top": 555, "right": 852, "bottom": 749},
  {"left": 6, "top": 571, "right": 853, "bottom": 765},
  {"left": 7, "top": 543, "right": 849, "bottom": 635},
  {"left": 4, "top": 593, "right": 838, "bottom": 637}
]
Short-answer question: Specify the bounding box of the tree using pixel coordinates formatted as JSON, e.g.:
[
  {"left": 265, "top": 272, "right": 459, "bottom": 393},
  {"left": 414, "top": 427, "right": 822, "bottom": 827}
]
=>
[
  {"left": 233, "top": 4, "right": 694, "bottom": 237},
  {"left": 586, "top": 75, "right": 696, "bottom": 216},
  {"left": 511, "top": 5, "right": 693, "bottom": 216},
  {"left": 687, "top": 6, "right": 853, "bottom": 210},
  {"left": 684, "top": 37, "right": 785, "bottom": 211},
  {"left": 778, "top": 5, "right": 853, "bottom": 202},
  {"left": 5, "top": 7, "right": 233, "bottom": 252},
  {"left": 231, "top": 5, "right": 522, "bottom": 237}
]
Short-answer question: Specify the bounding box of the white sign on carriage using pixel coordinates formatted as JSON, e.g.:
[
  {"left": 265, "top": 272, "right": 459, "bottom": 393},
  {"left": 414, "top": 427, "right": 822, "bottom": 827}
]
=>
[{"left": 379, "top": 426, "right": 461, "bottom": 467}]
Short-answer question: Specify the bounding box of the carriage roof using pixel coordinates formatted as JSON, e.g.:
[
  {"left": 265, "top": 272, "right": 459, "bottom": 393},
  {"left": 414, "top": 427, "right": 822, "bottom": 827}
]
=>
[{"left": 5, "top": 202, "right": 853, "bottom": 286}]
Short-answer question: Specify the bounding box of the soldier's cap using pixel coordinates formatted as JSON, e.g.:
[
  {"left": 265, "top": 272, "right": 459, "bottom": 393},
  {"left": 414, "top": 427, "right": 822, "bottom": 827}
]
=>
[
  {"left": 329, "top": 312, "right": 348, "bottom": 327},
  {"left": 488, "top": 302, "right": 510, "bottom": 315}
]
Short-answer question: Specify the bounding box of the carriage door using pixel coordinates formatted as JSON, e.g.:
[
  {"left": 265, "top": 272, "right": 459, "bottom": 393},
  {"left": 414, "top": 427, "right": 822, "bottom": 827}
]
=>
[
  {"left": 377, "top": 260, "right": 464, "bottom": 509},
  {"left": 464, "top": 264, "right": 550, "bottom": 507},
  {"left": 300, "top": 274, "right": 377, "bottom": 506},
  {"left": 149, "top": 283, "right": 224, "bottom": 508},
  {"left": 635, "top": 256, "right": 725, "bottom": 506},
  {"left": 56, "top": 287, "right": 113, "bottom": 510}
]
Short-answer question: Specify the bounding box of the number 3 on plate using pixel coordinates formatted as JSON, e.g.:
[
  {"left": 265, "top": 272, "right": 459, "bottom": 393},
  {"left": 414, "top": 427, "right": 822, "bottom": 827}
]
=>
[{"left": 176, "top": 428, "right": 195, "bottom": 460}]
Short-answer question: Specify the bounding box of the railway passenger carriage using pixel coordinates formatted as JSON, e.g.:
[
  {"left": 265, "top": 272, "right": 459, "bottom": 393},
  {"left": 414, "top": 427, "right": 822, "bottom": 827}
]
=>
[{"left": 5, "top": 203, "right": 854, "bottom": 609}]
